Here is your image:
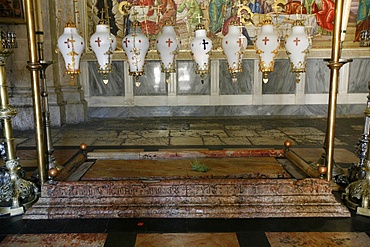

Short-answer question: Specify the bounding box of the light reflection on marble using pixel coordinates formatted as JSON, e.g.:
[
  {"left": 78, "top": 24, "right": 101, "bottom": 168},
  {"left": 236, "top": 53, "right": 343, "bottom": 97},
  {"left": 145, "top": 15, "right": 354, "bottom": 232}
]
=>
[
  {"left": 348, "top": 58, "right": 370, "bottom": 93},
  {"left": 262, "top": 59, "right": 296, "bottom": 94},
  {"left": 88, "top": 62, "right": 125, "bottom": 96},
  {"left": 219, "top": 60, "right": 254, "bottom": 95},
  {"left": 177, "top": 61, "right": 210, "bottom": 95},
  {"left": 134, "top": 61, "right": 168, "bottom": 96},
  {"left": 305, "top": 59, "right": 330, "bottom": 94}
]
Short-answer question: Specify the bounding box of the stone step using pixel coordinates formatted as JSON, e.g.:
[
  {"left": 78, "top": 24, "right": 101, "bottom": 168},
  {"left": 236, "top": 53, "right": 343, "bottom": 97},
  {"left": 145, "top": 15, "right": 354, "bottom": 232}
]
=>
[
  {"left": 24, "top": 204, "right": 349, "bottom": 219},
  {"left": 32, "top": 194, "right": 339, "bottom": 205}
]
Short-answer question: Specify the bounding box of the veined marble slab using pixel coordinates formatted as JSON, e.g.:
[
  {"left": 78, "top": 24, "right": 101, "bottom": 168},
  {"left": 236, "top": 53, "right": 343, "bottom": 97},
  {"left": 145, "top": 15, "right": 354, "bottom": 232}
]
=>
[
  {"left": 266, "top": 232, "right": 370, "bottom": 247},
  {"left": 135, "top": 233, "right": 239, "bottom": 247}
]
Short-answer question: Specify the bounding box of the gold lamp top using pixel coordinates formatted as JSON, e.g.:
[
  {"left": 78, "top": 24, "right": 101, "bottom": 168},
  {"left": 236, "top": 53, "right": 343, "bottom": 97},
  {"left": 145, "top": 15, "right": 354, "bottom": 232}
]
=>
[
  {"left": 64, "top": 21, "right": 77, "bottom": 28},
  {"left": 163, "top": 19, "right": 174, "bottom": 26},
  {"left": 262, "top": 17, "right": 273, "bottom": 25},
  {"left": 293, "top": 19, "right": 305, "bottom": 26},
  {"left": 195, "top": 23, "right": 205, "bottom": 31}
]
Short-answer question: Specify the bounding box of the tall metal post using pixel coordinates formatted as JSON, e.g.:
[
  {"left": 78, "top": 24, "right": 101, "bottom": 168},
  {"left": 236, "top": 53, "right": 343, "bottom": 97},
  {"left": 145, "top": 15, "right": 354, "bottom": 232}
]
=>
[
  {"left": 25, "top": 0, "right": 47, "bottom": 184},
  {"left": 34, "top": 0, "right": 60, "bottom": 179},
  {"left": 325, "top": 0, "right": 348, "bottom": 181}
]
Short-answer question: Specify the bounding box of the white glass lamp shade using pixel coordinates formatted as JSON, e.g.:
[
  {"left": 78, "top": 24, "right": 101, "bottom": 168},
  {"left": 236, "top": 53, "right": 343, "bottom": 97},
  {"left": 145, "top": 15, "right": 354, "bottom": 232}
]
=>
[
  {"left": 90, "top": 23, "right": 117, "bottom": 77},
  {"left": 190, "top": 24, "right": 212, "bottom": 83},
  {"left": 222, "top": 23, "right": 247, "bottom": 82},
  {"left": 122, "top": 22, "right": 150, "bottom": 86},
  {"left": 156, "top": 24, "right": 178, "bottom": 73},
  {"left": 255, "top": 19, "right": 279, "bottom": 83},
  {"left": 284, "top": 20, "right": 309, "bottom": 83},
  {"left": 57, "top": 21, "right": 85, "bottom": 81}
]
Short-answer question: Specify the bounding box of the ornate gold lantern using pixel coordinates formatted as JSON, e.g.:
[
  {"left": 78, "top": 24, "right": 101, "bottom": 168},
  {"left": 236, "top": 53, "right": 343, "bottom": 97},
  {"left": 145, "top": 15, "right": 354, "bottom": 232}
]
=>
[{"left": 255, "top": 18, "right": 280, "bottom": 83}]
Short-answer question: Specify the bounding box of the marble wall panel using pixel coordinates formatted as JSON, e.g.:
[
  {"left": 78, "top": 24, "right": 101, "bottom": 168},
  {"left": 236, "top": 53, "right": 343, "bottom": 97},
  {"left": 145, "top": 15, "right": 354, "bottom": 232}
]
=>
[
  {"left": 87, "top": 104, "right": 367, "bottom": 118},
  {"left": 305, "top": 59, "right": 330, "bottom": 94},
  {"left": 134, "top": 61, "right": 168, "bottom": 96},
  {"left": 173, "top": 106, "right": 216, "bottom": 116},
  {"left": 177, "top": 61, "right": 210, "bottom": 95},
  {"left": 262, "top": 60, "right": 296, "bottom": 94},
  {"left": 219, "top": 60, "right": 254, "bottom": 95},
  {"left": 348, "top": 58, "right": 370, "bottom": 93},
  {"left": 88, "top": 62, "right": 125, "bottom": 96}
]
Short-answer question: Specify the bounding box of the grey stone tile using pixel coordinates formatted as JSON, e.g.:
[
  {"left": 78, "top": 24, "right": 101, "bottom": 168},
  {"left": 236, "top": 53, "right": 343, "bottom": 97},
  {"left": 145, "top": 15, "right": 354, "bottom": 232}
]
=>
[
  {"left": 224, "top": 125, "right": 247, "bottom": 130},
  {"left": 170, "top": 130, "right": 228, "bottom": 138},
  {"left": 203, "top": 137, "right": 223, "bottom": 145},
  {"left": 219, "top": 137, "right": 252, "bottom": 145},
  {"left": 53, "top": 137, "right": 98, "bottom": 147},
  {"left": 170, "top": 137, "right": 204, "bottom": 146},
  {"left": 248, "top": 136, "right": 295, "bottom": 146},
  {"left": 278, "top": 127, "right": 325, "bottom": 136},
  {"left": 225, "top": 129, "right": 260, "bottom": 137},
  {"left": 123, "top": 137, "right": 169, "bottom": 146},
  {"left": 351, "top": 125, "right": 363, "bottom": 131},
  {"left": 189, "top": 123, "right": 224, "bottom": 129},
  {"left": 292, "top": 136, "right": 346, "bottom": 146},
  {"left": 118, "top": 130, "right": 169, "bottom": 139},
  {"left": 92, "top": 139, "right": 124, "bottom": 146},
  {"left": 14, "top": 138, "right": 29, "bottom": 146},
  {"left": 16, "top": 138, "right": 36, "bottom": 147},
  {"left": 55, "top": 130, "right": 119, "bottom": 138},
  {"left": 257, "top": 129, "right": 289, "bottom": 137}
]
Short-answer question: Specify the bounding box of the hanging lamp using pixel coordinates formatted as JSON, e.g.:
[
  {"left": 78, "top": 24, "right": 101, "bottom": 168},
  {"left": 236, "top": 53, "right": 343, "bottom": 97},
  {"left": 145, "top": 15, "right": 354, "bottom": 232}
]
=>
[
  {"left": 57, "top": 21, "right": 85, "bottom": 85},
  {"left": 190, "top": 23, "right": 212, "bottom": 84},
  {"left": 222, "top": 20, "right": 247, "bottom": 82},
  {"left": 156, "top": 20, "right": 179, "bottom": 84},
  {"left": 284, "top": 20, "right": 310, "bottom": 83},
  {"left": 255, "top": 17, "right": 279, "bottom": 83},
  {"left": 122, "top": 21, "right": 150, "bottom": 87},
  {"left": 89, "top": 1, "right": 117, "bottom": 84}
]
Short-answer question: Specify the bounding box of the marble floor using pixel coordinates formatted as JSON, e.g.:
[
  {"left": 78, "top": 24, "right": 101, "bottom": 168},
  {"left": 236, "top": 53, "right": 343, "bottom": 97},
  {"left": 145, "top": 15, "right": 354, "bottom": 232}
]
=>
[{"left": 1, "top": 116, "right": 370, "bottom": 246}]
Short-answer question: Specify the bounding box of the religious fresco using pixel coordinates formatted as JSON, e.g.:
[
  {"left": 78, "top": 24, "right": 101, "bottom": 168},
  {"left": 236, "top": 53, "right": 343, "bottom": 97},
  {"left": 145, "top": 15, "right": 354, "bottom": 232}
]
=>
[
  {"left": 355, "top": 0, "right": 370, "bottom": 42},
  {"left": 86, "top": 0, "right": 360, "bottom": 51}
]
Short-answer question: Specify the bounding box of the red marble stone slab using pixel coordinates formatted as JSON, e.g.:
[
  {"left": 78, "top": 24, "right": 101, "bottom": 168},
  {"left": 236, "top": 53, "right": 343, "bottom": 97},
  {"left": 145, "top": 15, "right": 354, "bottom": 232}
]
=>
[
  {"left": 23, "top": 178, "right": 350, "bottom": 219},
  {"left": 266, "top": 232, "right": 370, "bottom": 247},
  {"left": 0, "top": 233, "right": 107, "bottom": 247},
  {"left": 0, "top": 149, "right": 79, "bottom": 168},
  {"left": 87, "top": 149, "right": 285, "bottom": 160},
  {"left": 81, "top": 157, "right": 291, "bottom": 181},
  {"left": 135, "top": 233, "right": 239, "bottom": 247}
]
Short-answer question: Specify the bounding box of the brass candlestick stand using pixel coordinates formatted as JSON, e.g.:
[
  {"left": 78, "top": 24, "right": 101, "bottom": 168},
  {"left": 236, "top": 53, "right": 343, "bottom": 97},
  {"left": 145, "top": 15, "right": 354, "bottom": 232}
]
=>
[
  {"left": 311, "top": 0, "right": 352, "bottom": 181},
  {"left": 347, "top": 82, "right": 370, "bottom": 183},
  {"left": 39, "top": 58, "right": 61, "bottom": 181},
  {"left": 34, "top": 0, "right": 60, "bottom": 180},
  {"left": 0, "top": 31, "right": 38, "bottom": 216},
  {"left": 343, "top": 81, "right": 370, "bottom": 216}
]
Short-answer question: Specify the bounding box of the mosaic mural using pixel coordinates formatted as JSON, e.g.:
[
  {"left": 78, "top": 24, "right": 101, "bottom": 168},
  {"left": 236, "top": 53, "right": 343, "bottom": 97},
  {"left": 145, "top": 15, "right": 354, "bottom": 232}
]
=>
[{"left": 86, "top": 0, "right": 361, "bottom": 51}]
